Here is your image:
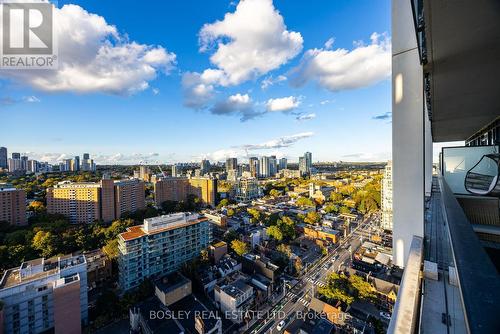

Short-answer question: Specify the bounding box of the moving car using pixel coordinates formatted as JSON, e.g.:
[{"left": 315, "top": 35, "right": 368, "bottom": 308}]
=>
[{"left": 277, "top": 320, "right": 286, "bottom": 331}]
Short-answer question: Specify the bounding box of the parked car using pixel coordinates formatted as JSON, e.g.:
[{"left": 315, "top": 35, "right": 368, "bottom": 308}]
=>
[{"left": 380, "top": 311, "right": 391, "bottom": 320}]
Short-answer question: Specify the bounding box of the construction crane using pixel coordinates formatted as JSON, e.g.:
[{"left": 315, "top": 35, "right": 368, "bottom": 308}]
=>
[
  {"left": 155, "top": 161, "right": 168, "bottom": 177},
  {"left": 139, "top": 160, "right": 167, "bottom": 177}
]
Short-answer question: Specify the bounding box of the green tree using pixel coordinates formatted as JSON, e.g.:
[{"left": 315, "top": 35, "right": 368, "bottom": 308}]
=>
[
  {"left": 277, "top": 216, "right": 296, "bottom": 239},
  {"left": 277, "top": 243, "right": 292, "bottom": 258},
  {"left": 304, "top": 211, "right": 321, "bottom": 225},
  {"left": 339, "top": 206, "right": 351, "bottom": 214},
  {"left": 231, "top": 239, "right": 249, "bottom": 256},
  {"left": 266, "top": 225, "right": 283, "bottom": 241},
  {"left": 247, "top": 208, "right": 261, "bottom": 224},
  {"left": 269, "top": 189, "right": 281, "bottom": 198},
  {"left": 217, "top": 198, "right": 229, "bottom": 209},
  {"left": 330, "top": 192, "right": 343, "bottom": 203},
  {"left": 349, "top": 275, "right": 376, "bottom": 300},
  {"left": 324, "top": 203, "right": 338, "bottom": 214},
  {"left": 223, "top": 230, "right": 238, "bottom": 244},
  {"left": 200, "top": 249, "right": 209, "bottom": 263},
  {"left": 32, "top": 231, "right": 57, "bottom": 258},
  {"left": 102, "top": 239, "right": 119, "bottom": 259},
  {"left": 296, "top": 197, "right": 315, "bottom": 207},
  {"left": 294, "top": 257, "right": 303, "bottom": 274},
  {"left": 318, "top": 273, "right": 355, "bottom": 305}
]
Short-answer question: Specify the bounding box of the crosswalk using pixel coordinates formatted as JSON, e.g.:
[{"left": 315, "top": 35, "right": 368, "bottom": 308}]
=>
[
  {"left": 305, "top": 277, "right": 327, "bottom": 287},
  {"left": 285, "top": 292, "right": 310, "bottom": 307},
  {"left": 286, "top": 292, "right": 311, "bottom": 307}
]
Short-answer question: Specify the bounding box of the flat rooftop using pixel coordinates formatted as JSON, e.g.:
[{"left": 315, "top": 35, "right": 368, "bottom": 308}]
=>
[
  {"left": 0, "top": 255, "right": 85, "bottom": 289},
  {"left": 222, "top": 279, "right": 252, "bottom": 299},
  {"left": 155, "top": 272, "right": 190, "bottom": 294},
  {"left": 120, "top": 215, "right": 208, "bottom": 241}
]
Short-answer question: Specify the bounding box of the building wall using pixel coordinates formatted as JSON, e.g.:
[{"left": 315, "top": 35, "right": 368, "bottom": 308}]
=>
[
  {"left": 188, "top": 177, "right": 217, "bottom": 207},
  {"left": 155, "top": 280, "right": 192, "bottom": 307},
  {"left": 118, "top": 217, "right": 212, "bottom": 291},
  {"left": 381, "top": 161, "right": 393, "bottom": 230},
  {"left": 154, "top": 177, "right": 216, "bottom": 207},
  {"left": 392, "top": 0, "right": 425, "bottom": 267},
  {"left": 154, "top": 177, "right": 188, "bottom": 206},
  {"left": 0, "top": 147, "right": 7, "bottom": 169},
  {"left": 114, "top": 179, "right": 146, "bottom": 219},
  {"left": 209, "top": 242, "right": 228, "bottom": 263},
  {"left": 53, "top": 279, "right": 82, "bottom": 334},
  {"left": 233, "top": 178, "right": 260, "bottom": 202},
  {"left": 47, "top": 179, "right": 146, "bottom": 224},
  {"left": 100, "top": 179, "right": 116, "bottom": 222},
  {"left": 0, "top": 187, "right": 26, "bottom": 226},
  {"left": 0, "top": 256, "right": 88, "bottom": 334},
  {"left": 47, "top": 184, "right": 101, "bottom": 224}
]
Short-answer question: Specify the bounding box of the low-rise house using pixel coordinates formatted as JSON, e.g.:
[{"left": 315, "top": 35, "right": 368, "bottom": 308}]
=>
[
  {"left": 214, "top": 273, "right": 254, "bottom": 323},
  {"left": 204, "top": 211, "right": 228, "bottom": 228},
  {"left": 131, "top": 275, "right": 222, "bottom": 334},
  {"left": 369, "top": 277, "right": 398, "bottom": 311},
  {"left": 83, "top": 249, "right": 112, "bottom": 289},
  {"left": 308, "top": 297, "right": 347, "bottom": 326},
  {"left": 197, "top": 255, "right": 242, "bottom": 293},
  {"left": 154, "top": 272, "right": 192, "bottom": 307},
  {"left": 309, "top": 183, "right": 335, "bottom": 202},
  {"left": 242, "top": 254, "right": 280, "bottom": 283},
  {"left": 209, "top": 241, "right": 228, "bottom": 263},
  {"left": 304, "top": 225, "right": 341, "bottom": 245}
]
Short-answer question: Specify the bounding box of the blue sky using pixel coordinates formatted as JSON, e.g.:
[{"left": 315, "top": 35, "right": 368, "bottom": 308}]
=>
[{"left": 0, "top": 0, "right": 391, "bottom": 164}]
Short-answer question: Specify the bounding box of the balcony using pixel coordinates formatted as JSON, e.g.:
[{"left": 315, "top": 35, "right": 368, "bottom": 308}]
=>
[{"left": 389, "top": 174, "right": 500, "bottom": 333}]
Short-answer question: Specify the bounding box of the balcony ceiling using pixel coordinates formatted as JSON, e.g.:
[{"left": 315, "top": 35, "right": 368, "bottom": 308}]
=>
[{"left": 424, "top": 0, "right": 500, "bottom": 142}]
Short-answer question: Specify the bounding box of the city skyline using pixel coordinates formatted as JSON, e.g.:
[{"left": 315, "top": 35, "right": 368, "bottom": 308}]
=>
[{"left": 0, "top": 0, "right": 392, "bottom": 164}]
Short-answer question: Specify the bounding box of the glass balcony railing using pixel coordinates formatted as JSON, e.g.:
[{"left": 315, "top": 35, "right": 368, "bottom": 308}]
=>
[
  {"left": 441, "top": 145, "right": 499, "bottom": 195},
  {"left": 465, "top": 154, "right": 500, "bottom": 196}
]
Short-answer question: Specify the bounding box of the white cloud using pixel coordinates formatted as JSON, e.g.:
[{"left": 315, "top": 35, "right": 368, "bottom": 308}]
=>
[
  {"left": 93, "top": 152, "right": 160, "bottom": 164},
  {"left": 203, "top": 132, "right": 314, "bottom": 161},
  {"left": 198, "top": 0, "right": 303, "bottom": 86},
  {"left": 340, "top": 151, "right": 391, "bottom": 162},
  {"left": 324, "top": 37, "right": 334, "bottom": 50},
  {"left": 152, "top": 88, "right": 160, "bottom": 95},
  {"left": 24, "top": 96, "right": 41, "bottom": 103},
  {"left": 181, "top": 72, "right": 216, "bottom": 109},
  {"left": 242, "top": 132, "right": 313, "bottom": 150},
  {"left": 210, "top": 93, "right": 262, "bottom": 121},
  {"left": 290, "top": 32, "right": 391, "bottom": 91},
  {"left": 0, "top": 4, "right": 176, "bottom": 95},
  {"left": 0, "top": 95, "right": 40, "bottom": 105},
  {"left": 296, "top": 113, "right": 316, "bottom": 121},
  {"left": 266, "top": 96, "right": 300, "bottom": 112},
  {"left": 261, "top": 74, "right": 287, "bottom": 89},
  {"left": 23, "top": 151, "right": 162, "bottom": 165},
  {"left": 320, "top": 99, "right": 333, "bottom": 105}
]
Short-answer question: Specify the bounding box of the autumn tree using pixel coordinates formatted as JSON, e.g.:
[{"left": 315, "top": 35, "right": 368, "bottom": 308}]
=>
[
  {"left": 304, "top": 211, "right": 321, "bottom": 225},
  {"left": 266, "top": 225, "right": 283, "bottom": 241},
  {"left": 296, "top": 197, "right": 315, "bottom": 207},
  {"left": 28, "top": 201, "right": 46, "bottom": 213},
  {"left": 247, "top": 208, "right": 261, "bottom": 224},
  {"left": 269, "top": 189, "right": 281, "bottom": 198},
  {"left": 32, "top": 230, "right": 56, "bottom": 258},
  {"left": 277, "top": 244, "right": 292, "bottom": 258},
  {"left": 231, "top": 240, "right": 249, "bottom": 256}
]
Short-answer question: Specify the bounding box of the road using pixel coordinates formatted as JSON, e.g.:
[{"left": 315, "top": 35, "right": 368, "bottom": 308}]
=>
[{"left": 244, "top": 216, "right": 376, "bottom": 334}]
